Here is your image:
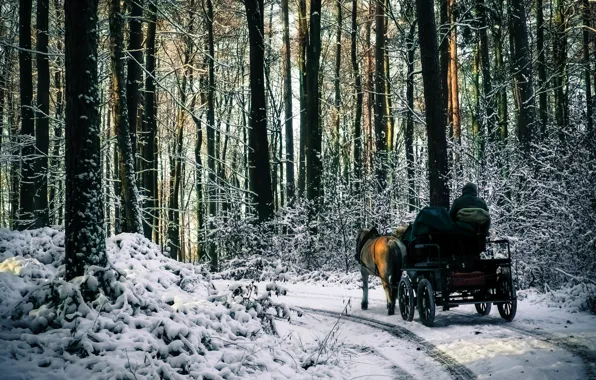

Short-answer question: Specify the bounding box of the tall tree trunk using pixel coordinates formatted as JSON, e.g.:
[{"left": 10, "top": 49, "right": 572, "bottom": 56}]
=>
[
  {"left": 192, "top": 72, "right": 204, "bottom": 260},
  {"left": 18, "top": 0, "right": 35, "bottom": 230},
  {"left": 448, "top": 0, "right": 460, "bottom": 143},
  {"left": 64, "top": 0, "right": 107, "bottom": 280},
  {"left": 281, "top": 0, "right": 295, "bottom": 201},
  {"left": 374, "top": 0, "right": 387, "bottom": 190},
  {"left": 553, "top": 0, "right": 568, "bottom": 141},
  {"left": 365, "top": 4, "right": 374, "bottom": 175},
  {"left": 416, "top": 0, "right": 450, "bottom": 208},
  {"left": 584, "top": 0, "right": 593, "bottom": 136},
  {"left": 351, "top": 0, "right": 363, "bottom": 189},
  {"left": 334, "top": 0, "right": 342, "bottom": 176},
  {"left": 306, "top": 0, "right": 322, "bottom": 200},
  {"left": 510, "top": 0, "right": 536, "bottom": 150},
  {"left": 142, "top": 0, "right": 157, "bottom": 240},
  {"left": 297, "top": 0, "right": 308, "bottom": 197},
  {"left": 127, "top": 0, "right": 143, "bottom": 164},
  {"left": 439, "top": 0, "right": 449, "bottom": 127},
  {"left": 109, "top": 0, "right": 143, "bottom": 233},
  {"left": 405, "top": 1, "right": 416, "bottom": 211},
  {"left": 245, "top": 0, "right": 274, "bottom": 221},
  {"left": 204, "top": 0, "right": 217, "bottom": 271},
  {"left": 50, "top": 0, "right": 64, "bottom": 226},
  {"left": 494, "top": 0, "right": 508, "bottom": 141},
  {"left": 34, "top": 0, "right": 50, "bottom": 227},
  {"left": 477, "top": 0, "right": 494, "bottom": 146},
  {"left": 536, "top": 0, "right": 548, "bottom": 137}
]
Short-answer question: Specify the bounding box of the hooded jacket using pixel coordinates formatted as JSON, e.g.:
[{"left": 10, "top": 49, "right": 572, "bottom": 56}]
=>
[{"left": 449, "top": 183, "right": 488, "bottom": 222}]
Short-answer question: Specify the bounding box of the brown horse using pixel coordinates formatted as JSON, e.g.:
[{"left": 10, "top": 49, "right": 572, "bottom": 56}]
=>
[{"left": 356, "top": 227, "right": 407, "bottom": 315}]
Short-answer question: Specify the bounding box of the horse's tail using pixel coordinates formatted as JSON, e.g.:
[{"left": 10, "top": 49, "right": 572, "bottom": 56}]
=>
[{"left": 387, "top": 237, "right": 407, "bottom": 285}]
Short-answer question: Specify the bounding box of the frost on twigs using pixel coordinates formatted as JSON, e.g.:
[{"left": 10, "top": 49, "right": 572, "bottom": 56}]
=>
[{"left": 0, "top": 228, "right": 343, "bottom": 379}]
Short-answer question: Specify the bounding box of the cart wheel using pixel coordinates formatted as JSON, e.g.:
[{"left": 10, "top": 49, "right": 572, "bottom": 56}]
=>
[
  {"left": 417, "top": 278, "right": 435, "bottom": 327},
  {"left": 398, "top": 277, "right": 415, "bottom": 321},
  {"left": 474, "top": 290, "right": 492, "bottom": 316},
  {"left": 475, "top": 302, "right": 492, "bottom": 316},
  {"left": 497, "top": 276, "right": 517, "bottom": 321}
]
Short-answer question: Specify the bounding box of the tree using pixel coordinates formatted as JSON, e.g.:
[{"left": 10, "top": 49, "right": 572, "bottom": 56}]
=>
[
  {"left": 416, "top": 0, "right": 450, "bottom": 207},
  {"left": 536, "top": 0, "right": 548, "bottom": 136},
  {"left": 404, "top": 0, "right": 416, "bottom": 211},
  {"left": 35, "top": 0, "right": 50, "bottom": 227},
  {"left": 18, "top": 0, "right": 35, "bottom": 230},
  {"left": 244, "top": 0, "right": 274, "bottom": 222},
  {"left": 374, "top": 0, "right": 388, "bottom": 189},
  {"left": 127, "top": 0, "right": 143, "bottom": 161},
  {"left": 306, "top": 0, "right": 323, "bottom": 200},
  {"left": 297, "top": 0, "right": 308, "bottom": 196},
  {"left": 142, "top": 0, "right": 158, "bottom": 240},
  {"left": 281, "top": 0, "right": 295, "bottom": 201},
  {"left": 582, "top": 0, "right": 592, "bottom": 136},
  {"left": 204, "top": 0, "right": 217, "bottom": 271},
  {"left": 109, "top": 0, "right": 143, "bottom": 233},
  {"left": 333, "top": 0, "right": 342, "bottom": 177},
  {"left": 351, "top": 0, "right": 363, "bottom": 190},
  {"left": 510, "top": 0, "right": 536, "bottom": 150},
  {"left": 553, "top": 0, "right": 568, "bottom": 139},
  {"left": 64, "top": 0, "right": 107, "bottom": 280},
  {"left": 477, "top": 0, "right": 494, "bottom": 146}
]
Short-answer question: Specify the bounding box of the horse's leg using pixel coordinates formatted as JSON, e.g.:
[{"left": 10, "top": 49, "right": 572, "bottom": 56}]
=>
[
  {"left": 381, "top": 279, "right": 394, "bottom": 315},
  {"left": 361, "top": 266, "right": 369, "bottom": 310}
]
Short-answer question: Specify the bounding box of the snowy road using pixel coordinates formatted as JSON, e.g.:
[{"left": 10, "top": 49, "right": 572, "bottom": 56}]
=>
[{"left": 215, "top": 280, "right": 596, "bottom": 380}]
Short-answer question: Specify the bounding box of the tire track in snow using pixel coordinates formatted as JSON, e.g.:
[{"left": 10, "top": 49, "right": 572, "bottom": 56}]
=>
[
  {"left": 501, "top": 324, "right": 596, "bottom": 379},
  {"left": 297, "top": 306, "right": 477, "bottom": 380}
]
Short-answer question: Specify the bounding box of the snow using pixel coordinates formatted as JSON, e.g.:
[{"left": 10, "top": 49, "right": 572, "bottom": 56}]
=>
[
  {"left": 214, "top": 278, "right": 596, "bottom": 380},
  {"left": 0, "top": 229, "right": 346, "bottom": 379},
  {"left": 1, "top": 228, "right": 595, "bottom": 379}
]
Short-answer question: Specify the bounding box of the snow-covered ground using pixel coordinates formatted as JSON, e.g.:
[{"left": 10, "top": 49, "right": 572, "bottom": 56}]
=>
[
  {"left": 214, "top": 279, "right": 596, "bottom": 380},
  {"left": 1, "top": 228, "right": 594, "bottom": 379}
]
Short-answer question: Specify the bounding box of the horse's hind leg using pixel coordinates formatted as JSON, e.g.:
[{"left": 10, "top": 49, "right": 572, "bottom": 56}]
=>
[
  {"left": 361, "top": 266, "right": 369, "bottom": 310},
  {"left": 381, "top": 280, "right": 395, "bottom": 315}
]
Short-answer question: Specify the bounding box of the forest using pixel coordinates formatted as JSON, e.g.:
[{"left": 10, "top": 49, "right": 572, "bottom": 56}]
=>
[{"left": 0, "top": 0, "right": 594, "bottom": 287}]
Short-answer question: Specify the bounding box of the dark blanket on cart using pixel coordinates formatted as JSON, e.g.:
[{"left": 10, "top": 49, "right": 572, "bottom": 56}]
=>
[{"left": 401, "top": 206, "right": 485, "bottom": 268}]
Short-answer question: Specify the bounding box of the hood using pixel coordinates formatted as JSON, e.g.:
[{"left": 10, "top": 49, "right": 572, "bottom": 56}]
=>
[{"left": 462, "top": 182, "right": 478, "bottom": 196}]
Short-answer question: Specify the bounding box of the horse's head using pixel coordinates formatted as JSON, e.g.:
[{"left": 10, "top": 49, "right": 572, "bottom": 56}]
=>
[{"left": 393, "top": 225, "right": 409, "bottom": 240}]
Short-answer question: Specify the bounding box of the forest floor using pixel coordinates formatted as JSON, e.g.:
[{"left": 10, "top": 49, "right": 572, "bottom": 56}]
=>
[{"left": 213, "top": 279, "right": 596, "bottom": 380}]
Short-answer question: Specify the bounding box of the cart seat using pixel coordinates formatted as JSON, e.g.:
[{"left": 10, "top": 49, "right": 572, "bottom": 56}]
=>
[{"left": 449, "top": 271, "right": 486, "bottom": 287}]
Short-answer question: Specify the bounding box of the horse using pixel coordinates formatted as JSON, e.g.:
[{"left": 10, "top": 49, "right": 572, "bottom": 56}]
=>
[{"left": 355, "top": 227, "right": 407, "bottom": 315}]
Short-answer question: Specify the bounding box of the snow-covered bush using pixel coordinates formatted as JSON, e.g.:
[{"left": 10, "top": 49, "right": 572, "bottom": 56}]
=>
[{"left": 0, "top": 229, "right": 344, "bottom": 379}]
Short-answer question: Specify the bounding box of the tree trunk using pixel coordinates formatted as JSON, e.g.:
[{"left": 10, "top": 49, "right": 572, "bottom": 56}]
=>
[
  {"left": 494, "top": 0, "right": 508, "bottom": 141},
  {"left": 584, "top": 0, "right": 593, "bottom": 136},
  {"left": 405, "top": 1, "right": 416, "bottom": 211},
  {"left": 142, "top": 0, "right": 158, "bottom": 240},
  {"left": 351, "top": 0, "right": 363, "bottom": 189},
  {"left": 192, "top": 72, "right": 204, "bottom": 260},
  {"left": 477, "top": 0, "right": 494, "bottom": 145},
  {"left": 64, "top": 0, "right": 107, "bottom": 280},
  {"left": 297, "top": 0, "right": 307, "bottom": 197},
  {"left": 127, "top": 0, "right": 143, "bottom": 164},
  {"left": 416, "top": 0, "right": 450, "bottom": 208},
  {"left": 18, "top": 0, "right": 35, "bottom": 230},
  {"left": 245, "top": 0, "right": 274, "bottom": 221},
  {"left": 374, "top": 0, "right": 387, "bottom": 190},
  {"left": 34, "top": 0, "right": 50, "bottom": 227},
  {"left": 553, "top": 0, "right": 568, "bottom": 141},
  {"left": 306, "top": 0, "right": 322, "bottom": 201},
  {"left": 448, "top": 0, "right": 460, "bottom": 143},
  {"left": 510, "top": 0, "right": 536, "bottom": 150},
  {"left": 334, "top": 0, "right": 342, "bottom": 177},
  {"left": 536, "top": 0, "right": 548, "bottom": 137},
  {"left": 439, "top": 0, "right": 449, "bottom": 127},
  {"left": 204, "top": 0, "right": 217, "bottom": 271},
  {"left": 50, "top": 0, "right": 64, "bottom": 226},
  {"left": 109, "top": 0, "right": 143, "bottom": 234},
  {"left": 350, "top": 0, "right": 363, "bottom": 187},
  {"left": 281, "top": 0, "right": 295, "bottom": 201}
]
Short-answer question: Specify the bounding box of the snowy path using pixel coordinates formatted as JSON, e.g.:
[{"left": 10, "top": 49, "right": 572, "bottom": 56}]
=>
[{"left": 215, "top": 280, "right": 596, "bottom": 379}]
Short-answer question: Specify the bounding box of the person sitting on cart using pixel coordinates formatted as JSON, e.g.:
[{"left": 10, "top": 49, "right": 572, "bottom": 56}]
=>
[{"left": 449, "top": 182, "right": 490, "bottom": 236}]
